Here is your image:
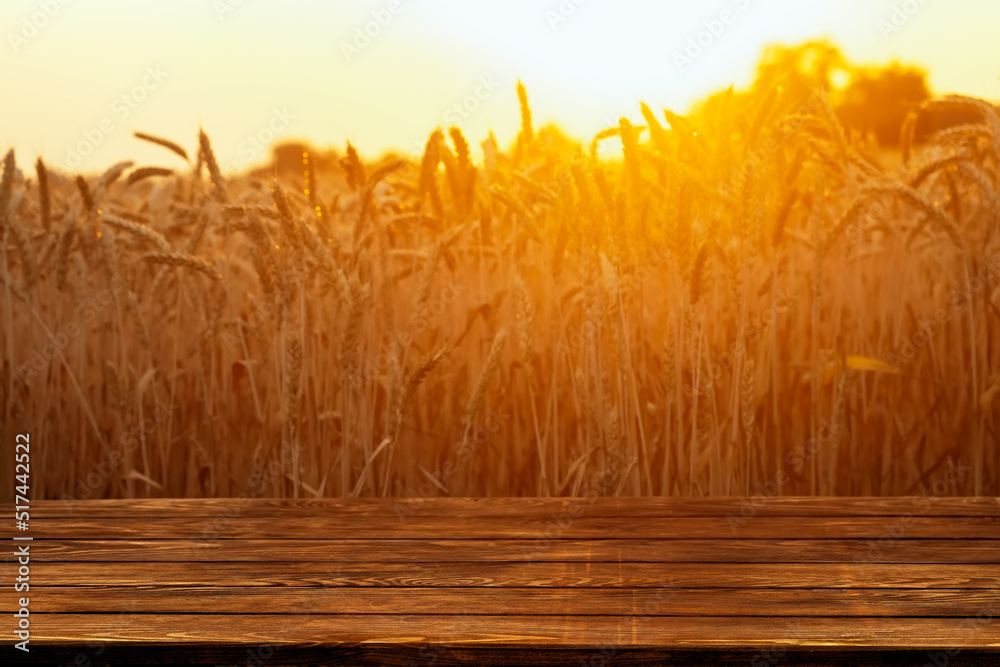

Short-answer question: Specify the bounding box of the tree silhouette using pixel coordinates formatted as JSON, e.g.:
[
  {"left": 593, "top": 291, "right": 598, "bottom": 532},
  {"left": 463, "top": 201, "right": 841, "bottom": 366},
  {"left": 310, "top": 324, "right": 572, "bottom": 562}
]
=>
[
  {"left": 835, "top": 63, "right": 931, "bottom": 147},
  {"left": 755, "top": 40, "right": 848, "bottom": 107}
]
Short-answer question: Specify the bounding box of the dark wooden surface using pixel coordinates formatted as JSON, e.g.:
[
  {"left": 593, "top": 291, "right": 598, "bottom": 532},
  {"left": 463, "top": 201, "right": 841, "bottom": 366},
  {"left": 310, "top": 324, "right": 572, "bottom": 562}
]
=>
[{"left": 2, "top": 497, "right": 999, "bottom": 665}]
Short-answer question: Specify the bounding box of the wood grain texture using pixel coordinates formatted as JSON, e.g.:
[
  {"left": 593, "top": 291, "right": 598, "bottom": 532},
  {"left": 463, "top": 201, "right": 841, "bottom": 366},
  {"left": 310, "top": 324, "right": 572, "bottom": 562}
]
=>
[
  {"left": 11, "top": 496, "right": 1000, "bottom": 518},
  {"left": 4, "top": 614, "right": 999, "bottom": 648},
  {"left": 9, "top": 646, "right": 1000, "bottom": 667},
  {"left": 1, "top": 497, "right": 997, "bottom": 665},
  {"left": 28, "top": 537, "right": 1000, "bottom": 563},
  {"left": 19, "top": 586, "right": 1000, "bottom": 616},
  {"left": 25, "top": 561, "right": 1000, "bottom": 588},
  {"left": 14, "top": 515, "right": 1000, "bottom": 539}
]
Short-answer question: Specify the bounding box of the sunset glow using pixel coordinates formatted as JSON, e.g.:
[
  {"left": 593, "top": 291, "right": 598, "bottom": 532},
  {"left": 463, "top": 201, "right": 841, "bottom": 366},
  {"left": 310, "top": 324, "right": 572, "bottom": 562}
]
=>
[{"left": 3, "top": 0, "right": 999, "bottom": 172}]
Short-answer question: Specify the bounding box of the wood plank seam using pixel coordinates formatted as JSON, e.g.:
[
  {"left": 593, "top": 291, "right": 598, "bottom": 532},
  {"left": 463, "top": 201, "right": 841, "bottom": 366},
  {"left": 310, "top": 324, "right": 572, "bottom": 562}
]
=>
[{"left": 1, "top": 498, "right": 997, "bottom": 665}]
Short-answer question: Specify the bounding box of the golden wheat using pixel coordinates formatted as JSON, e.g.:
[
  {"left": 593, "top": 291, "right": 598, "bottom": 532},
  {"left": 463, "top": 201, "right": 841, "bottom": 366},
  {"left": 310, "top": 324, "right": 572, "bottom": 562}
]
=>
[{"left": 2, "top": 81, "right": 997, "bottom": 502}]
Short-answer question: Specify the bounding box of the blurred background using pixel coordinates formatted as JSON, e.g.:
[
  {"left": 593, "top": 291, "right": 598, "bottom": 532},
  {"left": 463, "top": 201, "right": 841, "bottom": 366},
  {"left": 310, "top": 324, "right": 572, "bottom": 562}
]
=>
[
  {"left": 2, "top": 2, "right": 998, "bottom": 501},
  {"left": 3, "top": 0, "right": 999, "bottom": 172}
]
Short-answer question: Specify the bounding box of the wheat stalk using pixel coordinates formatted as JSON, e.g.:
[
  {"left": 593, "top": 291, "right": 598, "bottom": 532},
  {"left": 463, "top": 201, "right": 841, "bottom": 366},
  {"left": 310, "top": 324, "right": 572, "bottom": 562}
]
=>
[
  {"left": 419, "top": 129, "right": 443, "bottom": 218},
  {"left": 35, "top": 158, "right": 51, "bottom": 232},
  {"left": 55, "top": 216, "right": 78, "bottom": 291},
  {"left": 127, "top": 167, "right": 174, "bottom": 187},
  {"left": 341, "top": 143, "right": 366, "bottom": 192},
  {"left": 0, "top": 150, "right": 15, "bottom": 221},
  {"left": 124, "top": 288, "right": 151, "bottom": 352},
  {"left": 517, "top": 81, "right": 534, "bottom": 146},
  {"left": 513, "top": 270, "right": 533, "bottom": 363},
  {"left": 134, "top": 131, "right": 190, "bottom": 162},
  {"left": 461, "top": 328, "right": 506, "bottom": 460},
  {"left": 143, "top": 251, "right": 221, "bottom": 280},
  {"left": 689, "top": 243, "right": 708, "bottom": 306},
  {"left": 198, "top": 128, "right": 227, "bottom": 202},
  {"left": 4, "top": 209, "right": 37, "bottom": 289},
  {"left": 6, "top": 78, "right": 1000, "bottom": 502},
  {"left": 102, "top": 214, "right": 172, "bottom": 251},
  {"left": 96, "top": 160, "right": 135, "bottom": 192}
]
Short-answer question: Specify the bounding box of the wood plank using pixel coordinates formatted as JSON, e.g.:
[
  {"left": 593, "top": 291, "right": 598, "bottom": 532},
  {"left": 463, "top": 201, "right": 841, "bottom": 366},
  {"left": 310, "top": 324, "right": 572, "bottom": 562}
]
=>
[
  {"left": 30, "top": 538, "right": 1000, "bottom": 563},
  {"left": 13, "top": 515, "right": 999, "bottom": 539},
  {"left": 6, "top": 497, "right": 996, "bottom": 663},
  {"left": 30, "top": 562, "right": 1000, "bottom": 588},
  {"left": 17, "top": 586, "right": 1000, "bottom": 617},
  {"left": 15, "top": 496, "right": 1000, "bottom": 518},
  {"left": 2, "top": 614, "right": 998, "bottom": 649},
  {"left": 6, "top": 645, "right": 998, "bottom": 667}
]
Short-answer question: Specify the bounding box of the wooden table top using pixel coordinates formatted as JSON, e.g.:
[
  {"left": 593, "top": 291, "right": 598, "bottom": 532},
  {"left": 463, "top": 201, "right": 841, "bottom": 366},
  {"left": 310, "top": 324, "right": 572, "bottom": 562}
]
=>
[{"left": 2, "top": 496, "right": 999, "bottom": 665}]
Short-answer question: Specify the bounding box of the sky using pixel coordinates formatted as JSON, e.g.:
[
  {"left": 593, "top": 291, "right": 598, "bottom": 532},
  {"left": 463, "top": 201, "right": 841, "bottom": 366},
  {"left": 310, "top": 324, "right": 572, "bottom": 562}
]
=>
[{"left": 2, "top": 0, "right": 999, "bottom": 174}]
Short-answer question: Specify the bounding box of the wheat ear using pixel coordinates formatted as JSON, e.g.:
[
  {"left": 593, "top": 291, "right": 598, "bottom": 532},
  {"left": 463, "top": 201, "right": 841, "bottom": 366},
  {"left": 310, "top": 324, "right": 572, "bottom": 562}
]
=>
[
  {"left": 198, "top": 128, "right": 226, "bottom": 201},
  {"left": 134, "top": 131, "right": 190, "bottom": 162},
  {"left": 461, "top": 328, "right": 506, "bottom": 456},
  {"left": 103, "top": 214, "right": 172, "bottom": 251},
  {"left": 127, "top": 167, "right": 174, "bottom": 187},
  {"left": 35, "top": 158, "right": 51, "bottom": 232},
  {"left": 517, "top": 81, "right": 534, "bottom": 146},
  {"left": 142, "top": 251, "right": 221, "bottom": 280},
  {"left": 0, "top": 150, "right": 15, "bottom": 219}
]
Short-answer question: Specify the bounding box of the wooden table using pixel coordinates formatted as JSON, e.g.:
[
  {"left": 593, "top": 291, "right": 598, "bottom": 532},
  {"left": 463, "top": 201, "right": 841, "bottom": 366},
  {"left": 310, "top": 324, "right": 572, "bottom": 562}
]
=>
[{"left": 2, "top": 497, "right": 999, "bottom": 665}]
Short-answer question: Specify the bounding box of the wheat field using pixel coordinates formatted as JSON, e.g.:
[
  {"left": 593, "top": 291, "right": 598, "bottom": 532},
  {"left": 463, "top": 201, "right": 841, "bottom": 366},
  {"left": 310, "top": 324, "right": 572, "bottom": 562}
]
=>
[{"left": 1, "top": 75, "right": 998, "bottom": 501}]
